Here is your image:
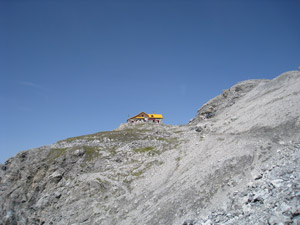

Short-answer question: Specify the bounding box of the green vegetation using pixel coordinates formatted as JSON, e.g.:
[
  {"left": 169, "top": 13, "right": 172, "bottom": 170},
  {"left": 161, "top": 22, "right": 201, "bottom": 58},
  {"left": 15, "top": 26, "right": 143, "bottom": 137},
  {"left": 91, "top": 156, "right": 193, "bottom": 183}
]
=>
[
  {"left": 132, "top": 170, "right": 144, "bottom": 177},
  {"left": 175, "top": 156, "right": 182, "bottom": 170},
  {"left": 133, "top": 146, "right": 155, "bottom": 153},
  {"left": 56, "top": 125, "right": 181, "bottom": 155},
  {"left": 48, "top": 145, "right": 101, "bottom": 163},
  {"left": 96, "top": 177, "right": 102, "bottom": 183},
  {"left": 47, "top": 148, "right": 68, "bottom": 161},
  {"left": 174, "top": 130, "right": 183, "bottom": 133},
  {"left": 59, "top": 128, "right": 150, "bottom": 143},
  {"left": 79, "top": 145, "right": 101, "bottom": 168},
  {"left": 50, "top": 125, "right": 182, "bottom": 168},
  {"left": 95, "top": 177, "right": 109, "bottom": 190},
  {"left": 83, "top": 146, "right": 101, "bottom": 161},
  {"left": 156, "top": 137, "right": 179, "bottom": 145},
  {"left": 130, "top": 160, "right": 161, "bottom": 178},
  {"left": 133, "top": 146, "right": 161, "bottom": 156},
  {"left": 107, "top": 146, "right": 117, "bottom": 156}
]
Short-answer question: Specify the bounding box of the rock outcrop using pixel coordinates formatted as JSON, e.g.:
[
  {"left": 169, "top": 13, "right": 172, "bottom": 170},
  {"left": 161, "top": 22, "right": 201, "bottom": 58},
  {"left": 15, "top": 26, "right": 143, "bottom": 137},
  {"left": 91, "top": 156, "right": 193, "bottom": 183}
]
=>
[{"left": 1, "top": 70, "right": 300, "bottom": 225}]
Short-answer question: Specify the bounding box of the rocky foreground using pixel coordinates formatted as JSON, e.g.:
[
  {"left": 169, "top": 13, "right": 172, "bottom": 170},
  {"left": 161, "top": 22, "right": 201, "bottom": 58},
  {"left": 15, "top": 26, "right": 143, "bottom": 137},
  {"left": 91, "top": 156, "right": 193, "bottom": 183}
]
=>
[{"left": 1, "top": 70, "right": 300, "bottom": 225}]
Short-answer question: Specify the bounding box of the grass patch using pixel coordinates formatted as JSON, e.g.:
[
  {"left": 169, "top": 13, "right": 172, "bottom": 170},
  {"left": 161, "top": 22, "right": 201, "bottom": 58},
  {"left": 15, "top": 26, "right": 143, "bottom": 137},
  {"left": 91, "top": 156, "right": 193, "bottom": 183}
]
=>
[
  {"left": 133, "top": 146, "right": 155, "bottom": 153},
  {"left": 83, "top": 146, "right": 101, "bottom": 161},
  {"left": 107, "top": 145, "right": 117, "bottom": 156},
  {"left": 59, "top": 128, "right": 148, "bottom": 143},
  {"left": 174, "top": 130, "right": 183, "bottom": 133},
  {"left": 131, "top": 160, "right": 161, "bottom": 177},
  {"left": 47, "top": 148, "right": 68, "bottom": 161},
  {"left": 157, "top": 137, "right": 178, "bottom": 144},
  {"left": 156, "top": 137, "right": 168, "bottom": 142},
  {"left": 132, "top": 170, "right": 144, "bottom": 177},
  {"left": 96, "top": 178, "right": 103, "bottom": 183},
  {"left": 79, "top": 146, "right": 101, "bottom": 167},
  {"left": 175, "top": 156, "right": 182, "bottom": 169},
  {"left": 96, "top": 177, "right": 109, "bottom": 190}
]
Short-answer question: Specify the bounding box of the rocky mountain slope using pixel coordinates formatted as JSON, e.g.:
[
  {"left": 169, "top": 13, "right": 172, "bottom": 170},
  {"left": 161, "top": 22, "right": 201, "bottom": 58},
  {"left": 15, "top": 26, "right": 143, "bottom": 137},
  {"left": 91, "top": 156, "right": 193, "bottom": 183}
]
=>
[{"left": 1, "top": 70, "right": 300, "bottom": 225}]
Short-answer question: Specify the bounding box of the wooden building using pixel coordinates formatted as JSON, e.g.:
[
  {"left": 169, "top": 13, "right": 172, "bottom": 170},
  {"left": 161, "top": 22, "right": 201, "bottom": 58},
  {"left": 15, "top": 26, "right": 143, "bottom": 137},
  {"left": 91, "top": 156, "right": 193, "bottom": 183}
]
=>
[{"left": 127, "top": 112, "right": 164, "bottom": 124}]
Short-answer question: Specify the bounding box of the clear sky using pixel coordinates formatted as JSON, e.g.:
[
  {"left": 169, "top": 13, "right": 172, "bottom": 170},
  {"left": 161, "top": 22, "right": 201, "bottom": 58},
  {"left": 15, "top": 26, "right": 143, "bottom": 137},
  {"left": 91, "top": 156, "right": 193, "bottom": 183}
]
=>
[{"left": 1, "top": 0, "right": 300, "bottom": 163}]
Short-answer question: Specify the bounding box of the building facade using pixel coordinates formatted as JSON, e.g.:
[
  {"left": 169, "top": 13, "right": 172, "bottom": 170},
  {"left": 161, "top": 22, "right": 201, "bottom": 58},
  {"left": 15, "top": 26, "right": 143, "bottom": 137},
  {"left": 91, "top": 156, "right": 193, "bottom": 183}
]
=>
[{"left": 127, "top": 112, "right": 164, "bottom": 124}]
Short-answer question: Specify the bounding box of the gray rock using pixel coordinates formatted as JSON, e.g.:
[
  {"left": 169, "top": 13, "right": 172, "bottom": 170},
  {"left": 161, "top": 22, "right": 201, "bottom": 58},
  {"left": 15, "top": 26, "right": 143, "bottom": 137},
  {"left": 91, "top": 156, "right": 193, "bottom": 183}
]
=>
[
  {"left": 49, "top": 170, "right": 64, "bottom": 183},
  {"left": 1, "top": 163, "right": 7, "bottom": 171},
  {"left": 195, "top": 126, "right": 203, "bottom": 132},
  {"left": 182, "top": 219, "right": 196, "bottom": 225},
  {"left": 54, "top": 191, "right": 62, "bottom": 199},
  {"left": 1, "top": 70, "right": 300, "bottom": 225},
  {"left": 73, "top": 148, "right": 85, "bottom": 157}
]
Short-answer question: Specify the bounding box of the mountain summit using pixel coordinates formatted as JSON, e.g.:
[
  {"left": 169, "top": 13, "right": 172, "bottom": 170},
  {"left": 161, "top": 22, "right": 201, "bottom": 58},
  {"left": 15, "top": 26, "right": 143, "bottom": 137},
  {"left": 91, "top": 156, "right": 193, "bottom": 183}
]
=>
[{"left": 1, "top": 70, "right": 300, "bottom": 225}]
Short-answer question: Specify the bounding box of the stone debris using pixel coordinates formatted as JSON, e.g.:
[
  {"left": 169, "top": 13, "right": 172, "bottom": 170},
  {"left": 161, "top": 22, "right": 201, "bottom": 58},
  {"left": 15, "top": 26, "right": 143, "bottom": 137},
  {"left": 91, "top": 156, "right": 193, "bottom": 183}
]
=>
[{"left": 183, "top": 142, "right": 300, "bottom": 225}]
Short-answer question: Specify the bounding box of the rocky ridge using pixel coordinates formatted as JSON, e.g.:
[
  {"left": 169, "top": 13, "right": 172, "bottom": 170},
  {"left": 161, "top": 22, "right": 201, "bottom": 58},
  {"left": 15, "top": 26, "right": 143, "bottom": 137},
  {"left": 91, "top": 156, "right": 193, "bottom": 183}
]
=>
[{"left": 1, "top": 70, "right": 300, "bottom": 225}]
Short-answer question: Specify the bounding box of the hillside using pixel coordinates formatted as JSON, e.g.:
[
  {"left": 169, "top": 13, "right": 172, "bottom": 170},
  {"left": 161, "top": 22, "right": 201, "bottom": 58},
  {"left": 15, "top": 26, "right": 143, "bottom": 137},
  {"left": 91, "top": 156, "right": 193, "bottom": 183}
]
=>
[{"left": 1, "top": 70, "right": 300, "bottom": 225}]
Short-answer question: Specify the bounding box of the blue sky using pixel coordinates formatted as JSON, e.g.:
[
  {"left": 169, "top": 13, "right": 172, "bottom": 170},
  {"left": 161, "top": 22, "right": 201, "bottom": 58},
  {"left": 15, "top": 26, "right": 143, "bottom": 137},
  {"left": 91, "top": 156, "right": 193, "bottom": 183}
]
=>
[{"left": 1, "top": 0, "right": 300, "bottom": 163}]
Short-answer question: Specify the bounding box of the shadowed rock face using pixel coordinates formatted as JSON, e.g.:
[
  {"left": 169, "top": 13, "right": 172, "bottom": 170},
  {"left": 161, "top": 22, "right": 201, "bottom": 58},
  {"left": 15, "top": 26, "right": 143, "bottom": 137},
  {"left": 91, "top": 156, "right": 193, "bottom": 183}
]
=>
[{"left": 1, "top": 70, "right": 300, "bottom": 225}]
